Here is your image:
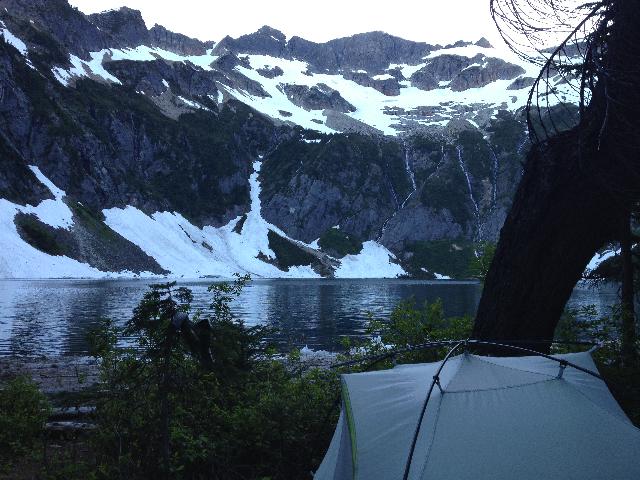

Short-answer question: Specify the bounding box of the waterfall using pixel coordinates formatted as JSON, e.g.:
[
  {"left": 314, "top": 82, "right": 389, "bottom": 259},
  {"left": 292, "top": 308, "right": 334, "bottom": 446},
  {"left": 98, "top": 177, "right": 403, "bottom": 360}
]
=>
[
  {"left": 489, "top": 145, "right": 499, "bottom": 207},
  {"left": 378, "top": 143, "right": 418, "bottom": 239},
  {"left": 516, "top": 128, "right": 529, "bottom": 155},
  {"left": 400, "top": 143, "right": 417, "bottom": 208},
  {"left": 456, "top": 146, "right": 481, "bottom": 239}
]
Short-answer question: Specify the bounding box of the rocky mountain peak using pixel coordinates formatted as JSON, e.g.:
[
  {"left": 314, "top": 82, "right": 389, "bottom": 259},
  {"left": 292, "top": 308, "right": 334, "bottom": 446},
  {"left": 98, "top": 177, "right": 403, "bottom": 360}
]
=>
[
  {"left": 475, "top": 37, "right": 493, "bottom": 48},
  {"left": 149, "top": 24, "right": 212, "bottom": 56},
  {"left": 213, "top": 25, "right": 288, "bottom": 57},
  {"left": 256, "top": 25, "right": 286, "bottom": 43},
  {"left": 88, "top": 7, "right": 149, "bottom": 48},
  {"left": 0, "top": 0, "right": 109, "bottom": 55}
]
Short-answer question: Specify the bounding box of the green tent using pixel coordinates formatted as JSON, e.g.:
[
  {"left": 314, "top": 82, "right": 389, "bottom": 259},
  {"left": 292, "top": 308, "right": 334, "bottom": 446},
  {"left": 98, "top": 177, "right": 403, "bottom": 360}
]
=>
[{"left": 315, "top": 349, "right": 640, "bottom": 479}]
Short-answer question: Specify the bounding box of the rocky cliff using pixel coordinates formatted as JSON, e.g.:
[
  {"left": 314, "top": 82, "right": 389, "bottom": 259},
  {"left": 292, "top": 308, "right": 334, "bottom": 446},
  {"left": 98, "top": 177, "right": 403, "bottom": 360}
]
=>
[{"left": 0, "top": 0, "right": 550, "bottom": 279}]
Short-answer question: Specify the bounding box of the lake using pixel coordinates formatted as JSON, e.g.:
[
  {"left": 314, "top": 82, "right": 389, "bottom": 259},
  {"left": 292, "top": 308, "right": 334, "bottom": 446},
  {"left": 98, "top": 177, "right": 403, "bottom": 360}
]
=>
[{"left": 0, "top": 278, "right": 619, "bottom": 356}]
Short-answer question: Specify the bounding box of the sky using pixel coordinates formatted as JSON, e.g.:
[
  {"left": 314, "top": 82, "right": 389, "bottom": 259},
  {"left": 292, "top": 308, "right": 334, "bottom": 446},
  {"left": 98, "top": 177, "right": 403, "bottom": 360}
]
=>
[{"left": 68, "top": 0, "right": 502, "bottom": 47}]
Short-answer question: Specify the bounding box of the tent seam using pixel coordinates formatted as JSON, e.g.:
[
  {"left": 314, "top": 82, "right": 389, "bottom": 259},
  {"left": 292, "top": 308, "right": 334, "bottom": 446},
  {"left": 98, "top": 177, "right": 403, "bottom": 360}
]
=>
[
  {"left": 440, "top": 354, "right": 465, "bottom": 390},
  {"left": 411, "top": 355, "right": 465, "bottom": 478},
  {"left": 566, "top": 381, "right": 640, "bottom": 433},
  {"left": 417, "top": 395, "right": 443, "bottom": 480},
  {"left": 472, "top": 355, "right": 557, "bottom": 379},
  {"left": 446, "top": 377, "right": 556, "bottom": 394}
]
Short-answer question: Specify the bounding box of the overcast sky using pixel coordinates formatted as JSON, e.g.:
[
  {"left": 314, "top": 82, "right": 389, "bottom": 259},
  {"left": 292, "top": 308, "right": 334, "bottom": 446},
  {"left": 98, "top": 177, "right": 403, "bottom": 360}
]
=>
[{"left": 68, "top": 0, "right": 502, "bottom": 47}]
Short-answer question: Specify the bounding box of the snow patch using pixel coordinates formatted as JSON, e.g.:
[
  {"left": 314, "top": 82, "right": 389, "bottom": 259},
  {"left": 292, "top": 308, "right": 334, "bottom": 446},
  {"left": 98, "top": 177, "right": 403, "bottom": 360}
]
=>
[
  {"left": 434, "top": 272, "right": 451, "bottom": 280},
  {"left": 52, "top": 47, "right": 218, "bottom": 87},
  {"left": 22, "top": 166, "right": 73, "bottom": 230},
  {"left": 586, "top": 249, "right": 618, "bottom": 271},
  {"left": 103, "top": 160, "right": 322, "bottom": 278},
  {"left": 177, "top": 95, "right": 210, "bottom": 111},
  {"left": 334, "top": 241, "right": 406, "bottom": 278},
  {"left": 0, "top": 23, "right": 27, "bottom": 56},
  {"left": 0, "top": 167, "right": 107, "bottom": 278},
  {"left": 0, "top": 22, "right": 34, "bottom": 68},
  {"left": 52, "top": 53, "right": 121, "bottom": 86}
]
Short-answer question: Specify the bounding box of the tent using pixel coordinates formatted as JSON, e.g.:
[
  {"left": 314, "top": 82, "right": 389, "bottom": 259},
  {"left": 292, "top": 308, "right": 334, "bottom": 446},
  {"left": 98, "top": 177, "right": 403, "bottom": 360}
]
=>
[{"left": 315, "top": 345, "right": 640, "bottom": 480}]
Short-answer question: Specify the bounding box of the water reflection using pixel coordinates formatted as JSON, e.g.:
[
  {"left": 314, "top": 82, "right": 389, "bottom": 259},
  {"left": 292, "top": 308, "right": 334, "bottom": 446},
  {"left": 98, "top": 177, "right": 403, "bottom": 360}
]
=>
[{"left": 0, "top": 279, "right": 617, "bottom": 356}]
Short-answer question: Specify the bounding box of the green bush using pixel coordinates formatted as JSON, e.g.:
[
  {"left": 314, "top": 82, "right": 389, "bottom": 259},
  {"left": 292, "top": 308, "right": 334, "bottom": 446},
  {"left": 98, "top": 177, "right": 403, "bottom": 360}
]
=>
[
  {"left": 339, "top": 298, "right": 473, "bottom": 369},
  {"left": 88, "top": 276, "right": 340, "bottom": 479},
  {"left": 267, "top": 230, "right": 318, "bottom": 268},
  {"left": 405, "top": 240, "right": 475, "bottom": 279},
  {"left": 468, "top": 242, "right": 497, "bottom": 281},
  {"left": 318, "top": 227, "right": 362, "bottom": 257},
  {"left": 0, "top": 376, "right": 50, "bottom": 468},
  {"left": 15, "top": 214, "right": 63, "bottom": 256}
]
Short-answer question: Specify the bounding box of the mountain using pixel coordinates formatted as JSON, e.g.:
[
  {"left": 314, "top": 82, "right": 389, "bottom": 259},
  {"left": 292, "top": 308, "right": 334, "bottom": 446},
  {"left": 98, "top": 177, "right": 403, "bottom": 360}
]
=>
[{"left": 0, "top": 0, "right": 544, "bottom": 279}]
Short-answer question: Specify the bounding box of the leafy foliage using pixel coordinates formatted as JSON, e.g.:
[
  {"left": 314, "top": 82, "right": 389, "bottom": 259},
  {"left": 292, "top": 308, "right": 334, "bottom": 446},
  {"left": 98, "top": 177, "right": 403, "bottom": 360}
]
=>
[
  {"left": 318, "top": 227, "right": 362, "bottom": 258},
  {"left": 14, "top": 213, "right": 63, "bottom": 256},
  {"left": 0, "top": 377, "right": 50, "bottom": 470},
  {"left": 404, "top": 240, "right": 475, "bottom": 278},
  {"left": 267, "top": 230, "right": 318, "bottom": 269},
  {"left": 88, "top": 276, "right": 340, "bottom": 479},
  {"left": 339, "top": 299, "right": 473, "bottom": 370}
]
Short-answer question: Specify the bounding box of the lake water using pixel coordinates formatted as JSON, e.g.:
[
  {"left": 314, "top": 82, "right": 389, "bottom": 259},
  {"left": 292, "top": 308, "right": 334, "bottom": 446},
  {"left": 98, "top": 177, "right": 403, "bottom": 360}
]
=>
[{"left": 0, "top": 279, "right": 619, "bottom": 356}]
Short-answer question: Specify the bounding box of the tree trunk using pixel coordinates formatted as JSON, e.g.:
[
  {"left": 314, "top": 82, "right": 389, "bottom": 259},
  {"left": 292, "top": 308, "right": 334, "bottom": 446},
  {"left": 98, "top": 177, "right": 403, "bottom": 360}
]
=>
[
  {"left": 620, "top": 211, "right": 637, "bottom": 365},
  {"left": 473, "top": 0, "right": 640, "bottom": 352},
  {"left": 472, "top": 130, "right": 619, "bottom": 350}
]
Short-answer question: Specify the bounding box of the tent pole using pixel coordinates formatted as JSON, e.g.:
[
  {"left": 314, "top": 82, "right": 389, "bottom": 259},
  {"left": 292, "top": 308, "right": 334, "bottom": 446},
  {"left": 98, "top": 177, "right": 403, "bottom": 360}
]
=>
[
  {"left": 468, "top": 340, "right": 603, "bottom": 380},
  {"left": 402, "top": 341, "right": 465, "bottom": 480}
]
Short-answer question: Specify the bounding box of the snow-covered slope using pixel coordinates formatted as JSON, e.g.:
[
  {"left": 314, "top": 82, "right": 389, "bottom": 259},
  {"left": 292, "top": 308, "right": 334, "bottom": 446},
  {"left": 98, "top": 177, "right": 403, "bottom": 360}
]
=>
[
  {"left": 39, "top": 20, "right": 575, "bottom": 137},
  {"left": 102, "top": 159, "right": 405, "bottom": 279},
  {"left": 0, "top": 159, "right": 404, "bottom": 279},
  {"left": 0, "top": 167, "right": 108, "bottom": 278},
  {"left": 0, "top": 2, "right": 562, "bottom": 279}
]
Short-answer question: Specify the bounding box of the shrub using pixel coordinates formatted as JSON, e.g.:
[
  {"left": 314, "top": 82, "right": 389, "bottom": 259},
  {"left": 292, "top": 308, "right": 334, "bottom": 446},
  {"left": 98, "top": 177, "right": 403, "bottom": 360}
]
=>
[
  {"left": 15, "top": 214, "right": 63, "bottom": 256},
  {"left": 405, "top": 240, "right": 475, "bottom": 278},
  {"left": 89, "top": 275, "right": 340, "bottom": 479},
  {"left": 468, "top": 241, "right": 497, "bottom": 281},
  {"left": 318, "top": 227, "right": 362, "bottom": 258},
  {"left": 0, "top": 376, "right": 50, "bottom": 468},
  {"left": 267, "top": 230, "right": 318, "bottom": 268},
  {"left": 339, "top": 298, "right": 473, "bottom": 370}
]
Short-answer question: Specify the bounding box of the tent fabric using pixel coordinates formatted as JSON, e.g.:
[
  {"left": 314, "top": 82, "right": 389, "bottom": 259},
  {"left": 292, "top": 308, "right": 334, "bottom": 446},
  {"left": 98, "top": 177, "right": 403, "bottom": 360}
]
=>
[
  {"left": 315, "top": 351, "right": 640, "bottom": 480},
  {"left": 314, "top": 410, "right": 353, "bottom": 479}
]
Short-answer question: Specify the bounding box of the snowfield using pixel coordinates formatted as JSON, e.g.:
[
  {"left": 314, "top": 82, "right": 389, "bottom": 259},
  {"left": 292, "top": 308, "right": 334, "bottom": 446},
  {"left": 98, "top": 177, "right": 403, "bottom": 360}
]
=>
[
  {"left": 103, "top": 160, "right": 406, "bottom": 279},
  {"left": 43, "top": 38, "right": 576, "bottom": 136},
  {"left": 0, "top": 167, "right": 109, "bottom": 279},
  {"left": 0, "top": 162, "right": 406, "bottom": 279}
]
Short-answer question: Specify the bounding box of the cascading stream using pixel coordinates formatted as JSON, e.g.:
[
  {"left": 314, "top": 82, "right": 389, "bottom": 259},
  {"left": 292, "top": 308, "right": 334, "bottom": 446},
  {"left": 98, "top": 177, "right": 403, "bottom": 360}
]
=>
[
  {"left": 456, "top": 146, "right": 481, "bottom": 239},
  {"left": 378, "top": 144, "right": 418, "bottom": 240},
  {"left": 489, "top": 145, "right": 499, "bottom": 207},
  {"left": 401, "top": 144, "right": 417, "bottom": 208}
]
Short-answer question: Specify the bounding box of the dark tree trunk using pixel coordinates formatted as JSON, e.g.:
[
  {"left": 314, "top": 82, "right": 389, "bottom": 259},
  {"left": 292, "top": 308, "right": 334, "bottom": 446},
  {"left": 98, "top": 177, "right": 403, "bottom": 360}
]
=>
[
  {"left": 620, "top": 211, "right": 637, "bottom": 365},
  {"left": 472, "top": 130, "right": 619, "bottom": 350},
  {"left": 473, "top": 0, "right": 640, "bottom": 351}
]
